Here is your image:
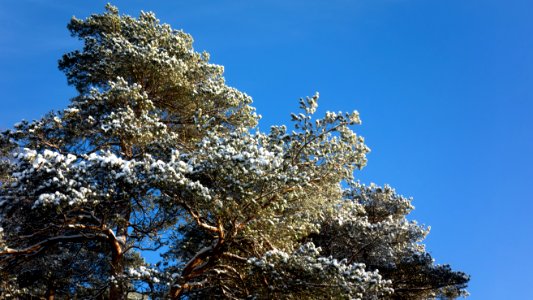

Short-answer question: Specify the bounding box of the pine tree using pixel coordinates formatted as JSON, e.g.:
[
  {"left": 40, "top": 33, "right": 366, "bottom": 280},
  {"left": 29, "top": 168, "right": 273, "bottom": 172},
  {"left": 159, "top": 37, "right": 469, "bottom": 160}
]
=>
[{"left": 0, "top": 5, "right": 469, "bottom": 299}]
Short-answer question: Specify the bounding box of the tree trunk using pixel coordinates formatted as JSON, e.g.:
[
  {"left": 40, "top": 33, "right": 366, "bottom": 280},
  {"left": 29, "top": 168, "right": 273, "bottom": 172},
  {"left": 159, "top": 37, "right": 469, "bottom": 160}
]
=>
[
  {"left": 109, "top": 156, "right": 131, "bottom": 300},
  {"left": 109, "top": 226, "right": 126, "bottom": 300},
  {"left": 45, "top": 284, "right": 55, "bottom": 300},
  {"left": 109, "top": 251, "right": 125, "bottom": 300}
]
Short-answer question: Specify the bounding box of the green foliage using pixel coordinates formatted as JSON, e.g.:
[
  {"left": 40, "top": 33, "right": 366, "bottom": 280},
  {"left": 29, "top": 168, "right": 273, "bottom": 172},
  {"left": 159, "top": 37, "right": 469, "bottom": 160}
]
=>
[{"left": 0, "top": 5, "right": 469, "bottom": 299}]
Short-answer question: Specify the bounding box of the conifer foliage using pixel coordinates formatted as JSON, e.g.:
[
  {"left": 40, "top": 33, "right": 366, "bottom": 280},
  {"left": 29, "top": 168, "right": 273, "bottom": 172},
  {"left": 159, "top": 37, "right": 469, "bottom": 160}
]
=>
[{"left": 0, "top": 5, "right": 469, "bottom": 299}]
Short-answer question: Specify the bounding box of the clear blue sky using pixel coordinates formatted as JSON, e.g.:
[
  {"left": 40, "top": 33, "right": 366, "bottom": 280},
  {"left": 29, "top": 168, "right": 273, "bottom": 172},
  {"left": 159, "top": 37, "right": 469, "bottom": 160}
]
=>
[{"left": 1, "top": 1, "right": 532, "bottom": 298}]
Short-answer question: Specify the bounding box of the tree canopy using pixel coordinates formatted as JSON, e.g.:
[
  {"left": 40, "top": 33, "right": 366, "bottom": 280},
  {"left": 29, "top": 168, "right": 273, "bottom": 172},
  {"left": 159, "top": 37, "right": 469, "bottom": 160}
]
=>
[{"left": 0, "top": 5, "right": 469, "bottom": 300}]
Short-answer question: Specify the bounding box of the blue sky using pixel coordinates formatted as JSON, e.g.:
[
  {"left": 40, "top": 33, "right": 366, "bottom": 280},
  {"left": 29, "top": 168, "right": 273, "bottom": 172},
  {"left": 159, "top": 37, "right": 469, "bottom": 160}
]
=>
[{"left": 1, "top": 1, "right": 532, "bottom": 298}]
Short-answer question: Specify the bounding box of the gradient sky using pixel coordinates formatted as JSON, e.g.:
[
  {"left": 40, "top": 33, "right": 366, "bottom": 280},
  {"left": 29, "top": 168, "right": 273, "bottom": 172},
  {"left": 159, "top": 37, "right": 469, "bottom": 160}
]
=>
[{"left": 1, "top": 1, "right": 532, "bottom": 299}]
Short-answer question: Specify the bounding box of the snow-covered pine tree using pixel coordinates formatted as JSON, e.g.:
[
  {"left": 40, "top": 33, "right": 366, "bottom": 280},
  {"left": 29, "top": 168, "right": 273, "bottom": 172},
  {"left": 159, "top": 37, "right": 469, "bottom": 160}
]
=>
[{"left": 0, "top": 5, "right": 469, "bottom": 299}]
